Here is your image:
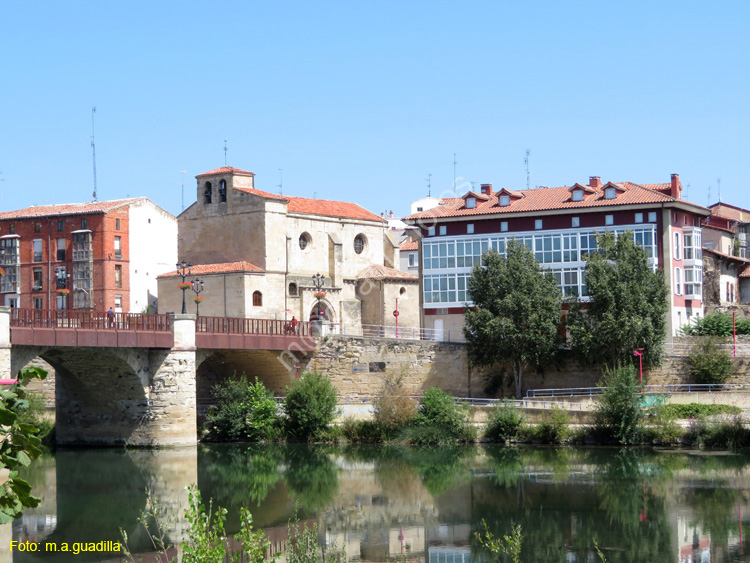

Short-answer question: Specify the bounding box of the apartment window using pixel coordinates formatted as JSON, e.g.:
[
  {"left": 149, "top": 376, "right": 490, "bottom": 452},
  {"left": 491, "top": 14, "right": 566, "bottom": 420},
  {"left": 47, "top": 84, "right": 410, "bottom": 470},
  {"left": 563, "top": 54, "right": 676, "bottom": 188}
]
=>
[
  {"left": 427, "top": 227, "right": 436, "bottom": 237},
  {"left": 9, "top": 224, "right": 14, "bottom": 234},
  {"left": 1, "top": 238, "right": 19, "bottom": 293},
  {"left": 57, "top": 220, "right": 64, "bottom": 232},
  {"left": 604, "top": 187, "right": 616, "bottom": 199},
  {"left": 466, "top": 197, "right": 476, "bottom": 209},
  {"left": 571, "top": 217, "right": 580, "bottom": 228},
  {"left": 648, "top": 212, "right": 657, "bottom": 222},
  {"left": 674, "top": 267, "right": 682, "bottom": 295},
  {"left": 81, "top": 219, "right": 87, "bottom": 229},
  {"left": 635, "top": 213, "right": 644, "bottom": 223},
  {"left": 33, "top": 297, "right": 43, "bottom": 310},
  {"left": 114, "top": 295, "right": 122, "bottom": 311},
  {"left": 684, "top": 266, "right": 702, "bottom": 298},
  {"left": 673, "top": 232, "right": 681, "bottom": 260},
  {"left": 72, "top": 232, "right": 92, "bottom": 261},
  {"left": 115, "top": 265, "right": 122, "bottom": 289},
  {"left": 408, "top": 253, "right": 416, "bottom": 267},
  {"left": 56, "top": 238, "right": 66, "bottom": 261},
  {"left": 114, "top": 236, "right": 122, "bottom": 259},
  {"left": 605, "top": 215, "right": 614, "bottom": 226},
  {"left": 501, "top": 221, "right": 509, "bottom": 232},
  {"left": 439, "top": 226, "right": 447, "bottom": 236},
  {"left": 33, "top": 239, "right": 42, "bottom": 262},
  {"left": 571, "top": 190, "right": 583, "bottom": 202},
  {"left": 73, "top": 262, "right": 91, "bottom": 308},
  {"left": 252, "top": 291, "right": 262, "bottom": 307},
  {"left": 535, "top": 219, "right": 543, "bottom": 230},
  {"left": 116, "top": 218, "right": 121, "bottom": 230},
  {"left": 55, "top": 267, "right": 67, "bottom": 289},
  {"left": 34, "top": 222, "right": 41, "bottom": 233},
  {"left": 33, "top": 268, "right": 43, "bottom": 291},
  {"left": 288, "top": 282, "right": 298, "bottom": 296},
  {"left": 467, "top": 224, "right": 474, "bottom": 234},
  {"left": 499, "top": 195, "right": 510, "bottom": 206},
  {"left": 56, "top": 295, "right": 65, "bottom": 310}
]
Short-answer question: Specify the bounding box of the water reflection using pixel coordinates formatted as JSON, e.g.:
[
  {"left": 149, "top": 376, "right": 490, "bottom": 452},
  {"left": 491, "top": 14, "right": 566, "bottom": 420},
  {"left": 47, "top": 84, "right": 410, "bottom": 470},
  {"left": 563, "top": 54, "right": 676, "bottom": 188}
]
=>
[{"left": 7, "top": 445, "right": 750, "bottom": 562}]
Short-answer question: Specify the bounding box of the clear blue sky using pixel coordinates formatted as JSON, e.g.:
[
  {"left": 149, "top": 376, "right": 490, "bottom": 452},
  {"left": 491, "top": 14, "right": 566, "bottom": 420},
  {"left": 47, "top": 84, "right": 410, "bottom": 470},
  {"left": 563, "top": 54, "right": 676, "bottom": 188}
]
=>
[{"left": 2, "top": 1, "right": 748, "bottom": 218}]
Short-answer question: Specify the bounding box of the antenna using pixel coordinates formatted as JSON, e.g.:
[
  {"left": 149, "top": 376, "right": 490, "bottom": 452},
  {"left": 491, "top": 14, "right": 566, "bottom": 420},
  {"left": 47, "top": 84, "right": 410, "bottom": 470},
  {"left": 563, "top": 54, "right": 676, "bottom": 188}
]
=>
[
  {"left": 453, "top": 153, "right": 457, "bottom": 192},
  {"left": 91, "top": 107, "right": 98, "bottom": 202},
  {"left": 277, "top": 168, "right": 283, "bottom": 195},
  {"left": 718, "top": 177, "right": 722, "bottom": 202},
  {"left": 426, "top": 173, "right": 432, "bottom": 197},
  {"left": 686, "top": 183, "right": 690, "bottom": 200},
  {"left": 524, "top": 149, "right": 531, "bottom": 190},
  {"left": 470, "top": 181, "right": 476, "bottom": 190},
  {"left": 708, "top": 185, "right": 711, "bottom": 206},
  {"left": 224, "top": 140, "right": 228, "bottom": 165},
  {"left": 180, "top": 170, "right": 186, "bottom": 211},
  {"left": 0, "top": 168, "right": 4, "bottom": 211}
]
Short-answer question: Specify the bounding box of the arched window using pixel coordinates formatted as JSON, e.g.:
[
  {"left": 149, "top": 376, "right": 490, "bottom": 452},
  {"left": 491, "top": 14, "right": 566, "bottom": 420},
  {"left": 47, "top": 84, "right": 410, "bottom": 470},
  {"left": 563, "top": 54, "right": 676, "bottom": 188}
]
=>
[
  {"left": 399, "top": 286, "right": 406, "bottom": 295},
  {"left": 204, "top": 182, "right": 213, "bottom": 204},
  {"left": 299, "top": 232, "right": 311, "bottom": 250},
  {"left": 674, "top": 232, "right": 681, "bottom": 260},
  {"left": 253, "top": 291, "right": 262, "bottom": 307},
  {"left": 219, "top": 180, "right": 227, "bottom": 203},
  {"left": 289, "top": 282, "right": 298, "bottom": 296},
  {"left": 354, "top": 234, "right": 366, "bottom": 254}
]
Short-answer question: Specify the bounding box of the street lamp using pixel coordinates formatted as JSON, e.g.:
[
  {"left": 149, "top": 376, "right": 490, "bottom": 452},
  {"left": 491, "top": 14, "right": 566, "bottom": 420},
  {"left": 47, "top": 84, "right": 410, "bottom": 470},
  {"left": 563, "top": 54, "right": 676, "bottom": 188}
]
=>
[
  {"left": 191, "top": 278, "right": 205, "bottom": 316},
  {"left": 311, "top": 273, "right": 325, "bottom": 321},
  {"left": 633, "top": 348, "right": 644, "bottom": 391},
  {"left": 176, "top": 260, "right": 192, "bottom": 314}
]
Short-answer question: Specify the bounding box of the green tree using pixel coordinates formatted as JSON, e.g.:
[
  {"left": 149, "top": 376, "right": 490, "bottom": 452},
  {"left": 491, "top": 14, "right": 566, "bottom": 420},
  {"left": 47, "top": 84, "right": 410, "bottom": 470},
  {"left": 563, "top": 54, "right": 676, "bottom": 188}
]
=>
[
  {"left": 284, "top": 372, "right": 338, "bottom": 440},
  {"left": 594, "top": 364, "right": 643, "bottom": 445},
  {"left": 568, "top": 231, "right": 669, "bottom": 368},
  {"left": 0, "top": 366, "right": 48, "bottom": 523},
  {"left": 464, "top": 241, "right": 562, "bottom": 398}
]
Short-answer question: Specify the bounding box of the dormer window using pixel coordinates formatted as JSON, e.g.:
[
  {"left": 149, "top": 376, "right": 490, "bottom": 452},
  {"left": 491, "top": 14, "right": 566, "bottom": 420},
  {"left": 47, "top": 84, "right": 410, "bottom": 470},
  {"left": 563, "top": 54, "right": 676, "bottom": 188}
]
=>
[
  {"left": 604, "top": 187, "right": 616, "bottom": 200},
  {"left": 572, "top": 189, "right": 583, "bottom": 202},
  {"left": 466, "top": 197, "right": 476, "bottom": 209},
  {"left": 499, "top": 195, "right": 510, "bottom": 207}
]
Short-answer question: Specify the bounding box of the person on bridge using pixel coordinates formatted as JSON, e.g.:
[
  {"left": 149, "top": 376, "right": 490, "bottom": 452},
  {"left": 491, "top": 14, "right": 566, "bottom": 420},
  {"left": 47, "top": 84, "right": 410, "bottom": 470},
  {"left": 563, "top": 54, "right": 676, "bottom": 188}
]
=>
[
  {"left": 107, "top": 307, "right": 115, "bottom": 328},
  {"left": 291, "top": 316, "right": 298, "bottom": 334}
]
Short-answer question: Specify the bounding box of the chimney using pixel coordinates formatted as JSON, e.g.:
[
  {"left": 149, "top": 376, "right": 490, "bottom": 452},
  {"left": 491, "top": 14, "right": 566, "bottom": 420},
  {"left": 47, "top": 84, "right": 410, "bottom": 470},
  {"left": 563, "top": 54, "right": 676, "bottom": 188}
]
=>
[
  {"left": 480, "top": 183, "right": 493, "bottom": 195},
  {"left": 589, "top": 176, "right": 602, "bottom": 189},
  {"left": 670, "top": 174, "right": 681, "bottom": 199}
]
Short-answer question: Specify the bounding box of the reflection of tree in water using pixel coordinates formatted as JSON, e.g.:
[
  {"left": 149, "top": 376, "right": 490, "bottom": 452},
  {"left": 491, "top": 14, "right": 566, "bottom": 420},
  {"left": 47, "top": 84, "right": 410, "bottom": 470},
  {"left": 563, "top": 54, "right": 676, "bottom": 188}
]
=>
[{"left": 283, "top": 444, "right": 340, "bottom": 511}]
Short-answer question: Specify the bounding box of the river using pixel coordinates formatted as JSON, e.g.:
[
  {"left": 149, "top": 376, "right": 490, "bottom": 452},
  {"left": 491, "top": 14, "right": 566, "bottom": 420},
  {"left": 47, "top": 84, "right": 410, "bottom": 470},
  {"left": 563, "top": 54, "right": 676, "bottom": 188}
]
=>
[{"left": 6, "top": 444, "right": 750, "bottom": 562}]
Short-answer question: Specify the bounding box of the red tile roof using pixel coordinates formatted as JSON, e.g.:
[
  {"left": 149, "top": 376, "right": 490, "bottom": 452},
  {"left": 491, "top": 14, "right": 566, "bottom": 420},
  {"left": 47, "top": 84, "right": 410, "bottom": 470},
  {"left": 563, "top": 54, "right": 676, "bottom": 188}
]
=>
[
  {"left": 0, "top": 198, "right": 145, "bottom": 220},
  {"left": 356, "top": 264, "right": 418, "bottom": 281},
  {"left": 404, "top": 181, "right": 709, "bottom": 221},
  {"left": 196, "top": 166, "right": 255, "bottom": 178},
  {"left": 234, "top": 186, "right": 289, "bottom": 200},
  {"left": 399, "top": 240, "right": 419, "bottom": 251},
  {"left": 703, "top": 247, "right": 750, "bottom": 263},
  {"left": 286, "top": 196, "right": 385, "bottom": 222},
  {"left": 158, "top": 261, "right": 263, "bottom": 278},
  {"left": 740, "top": 265, "right": 750, "bottom": 278}
]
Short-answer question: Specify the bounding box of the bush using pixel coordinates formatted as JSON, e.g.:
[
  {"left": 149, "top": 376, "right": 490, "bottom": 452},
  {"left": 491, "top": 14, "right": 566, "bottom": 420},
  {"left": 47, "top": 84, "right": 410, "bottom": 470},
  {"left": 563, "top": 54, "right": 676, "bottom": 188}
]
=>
[
  {"left": 657, "top": 403, "right": 741, "bottom": 419},
  {"left": 204, "top": 375, "right": 280, "bottom": 442},
  {"left": 694, "top": 416, "right": 750, "bottom": 449},
  {"left": 532, "top": 406, "right": 570, "bottom": 444},
  {"left": 485, "top": 401, "right": 524, "bottom": 443},
  {"left": 682, "top": 312, "right": 735, "bottom": 336},
  {"left": 372, "top": 371, "right": 417, "bottom": 432},
  {"left": 594, "top": 364, "right": 643, "bottom": 445},
  {"left": 688, "top": 338, "right": 734, "bottom": 385},
  {"left": 284, "top": 372, "right": 338, "bottom": 441},
  {"left": 403, "top": 388, "right": 475, "bottom": 444}
]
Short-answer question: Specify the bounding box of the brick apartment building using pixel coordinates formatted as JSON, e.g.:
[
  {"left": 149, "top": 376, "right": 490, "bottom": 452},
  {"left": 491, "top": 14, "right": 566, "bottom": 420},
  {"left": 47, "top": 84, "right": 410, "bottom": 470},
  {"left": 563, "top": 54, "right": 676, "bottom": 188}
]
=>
[
  {"left": 0, "top": 198, "right": 176, "bottom": 312},
  {"left": 404, "top": 174, "right": 711, "bottom": 337}
]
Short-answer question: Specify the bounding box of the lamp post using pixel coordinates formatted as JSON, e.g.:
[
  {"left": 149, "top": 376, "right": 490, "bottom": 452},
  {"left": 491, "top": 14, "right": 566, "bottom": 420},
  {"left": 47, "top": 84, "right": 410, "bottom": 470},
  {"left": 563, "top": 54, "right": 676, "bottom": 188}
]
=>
[
  {"left": 176, "top": 260, "right": 192, "bottom": 314},
  {"left": 311, "top": 273, "right": 325, "bottom": 321},
  {"left": 633, "top": 348, "right": 644, "bottom": 391},
  {"left": 192, "top": 278, "right": 205, "bottom": 316}
]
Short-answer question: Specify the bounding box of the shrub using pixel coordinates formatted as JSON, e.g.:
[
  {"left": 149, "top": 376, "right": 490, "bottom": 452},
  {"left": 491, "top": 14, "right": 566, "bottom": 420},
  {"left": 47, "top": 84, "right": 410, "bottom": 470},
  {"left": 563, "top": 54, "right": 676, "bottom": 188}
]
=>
[
  {"left": 403, "top": 388, "right": 475, "bottom": 444},
  {"left": 656, "top": 403, "right": 741, "bottom": 419},
  {"left": 284, "top": 372, "right": 338, "bottom": 441},
  {"left": 594, "top": 364, "right": 643, "bottom": 445},
  {"left": 532, "top": 406, "right": 570, "bottom": 444},
  {"left": 485, "top": 400, "right": 524, "bottom": 443},
  {"left": 697, "top": 416, "right": 750, "bottom": 449},
  {"left": 682, "top": 312, "right": 734, "bottom": 336},
  {"left": 341, "top": 419, "right": 387, "bottom": 443},
  {"left": 372, "top": 371, "right": 417, "bottom": 432},
  {"left": 688, "top": 337, "right": 734, "bottom": 385},
  {"left": 203, "top": 375, "right": 280, "bottom": 442}
]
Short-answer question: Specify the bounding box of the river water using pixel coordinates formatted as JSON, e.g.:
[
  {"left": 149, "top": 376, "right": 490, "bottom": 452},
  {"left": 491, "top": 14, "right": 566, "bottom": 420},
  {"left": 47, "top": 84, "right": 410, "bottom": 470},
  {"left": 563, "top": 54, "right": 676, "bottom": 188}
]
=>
[{"left": 7, "top": 444, "right": 750, "bottom": 562}]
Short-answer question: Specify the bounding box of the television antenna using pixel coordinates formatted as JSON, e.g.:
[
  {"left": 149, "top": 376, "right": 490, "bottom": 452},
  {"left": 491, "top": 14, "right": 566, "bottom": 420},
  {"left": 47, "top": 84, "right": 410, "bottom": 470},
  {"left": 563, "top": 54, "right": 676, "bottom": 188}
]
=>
[
  {"left": 277, "top": 168, "right": 283, "bottom": 195},
  {"left": 425, "top": 173, "right": 432, "bottom": 197},
  {"left": 223, "top": 140, "right": 228, "bottom": 165},
  {"left": 453, "top": 153, "right": 457, "bottom": 192},
  {"left": 180, "top": 170, "right": 186, "bottom": 211},
  {"left": 91, "top": 107, "right": 98, "bottom": 202},
  {"left": 524, "top": 149, "right": 531, "bottom": 190}
]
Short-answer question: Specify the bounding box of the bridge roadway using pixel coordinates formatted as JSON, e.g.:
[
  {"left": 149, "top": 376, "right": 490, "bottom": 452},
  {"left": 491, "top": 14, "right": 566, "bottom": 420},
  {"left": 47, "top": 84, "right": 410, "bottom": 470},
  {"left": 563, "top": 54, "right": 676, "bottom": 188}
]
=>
[{"left": 2, "top": 308, "right": 317, "bottom": 447}]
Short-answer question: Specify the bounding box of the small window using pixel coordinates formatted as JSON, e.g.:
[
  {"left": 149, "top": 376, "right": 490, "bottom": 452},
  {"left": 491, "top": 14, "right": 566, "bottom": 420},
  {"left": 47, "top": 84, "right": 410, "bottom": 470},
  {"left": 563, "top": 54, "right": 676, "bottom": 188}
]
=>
[
  {"left": 674, "top": 232, "right": 681, "bottom": 260},
  {"left": 252, "top": 290, "right": 262, "bottom": 307},
  {"left": 81, "top": 219, "right": 87, "bottom": 229},
  {"left": 299, "top": 232, "right": 311, "bottom": 250},
  {"left": 571, "top": 189, "right": 583, "bottom": 202},
  {"left": 116, "top": 219, "right": 121, "bottom": 230},
  {"left": 467, "top": 224, "right": 474, "bottom": 234},
  {"left": 427, "top": 227, "right": 436, "bottom": 237},
  {"left": 466, "top": 197, "right": 477, "bottom": 209},
  {"left": 499, "top": 195, "right": 510, "bottom": 206},
  {"left": 204, "top": 182, "right": 213, "bottom": 204},
  {"left": 501, "top": 221, "right": 509, "bottom": 232},
  {"left": 34, "top": 222, "right": 41, "bottom": 233},
  {"left": 605, "top": 215, "right": 614, "bottom": 226},
  {"left": 604, "top": 187, "right": 616, "bottom": 199},
  {"left": 289, "top": 282, "right": 298, "bottom": 296},
  {"left": 9, "top": 224, "right": 14, "bottom": 234},
  {"left": 674, "top": 268, "right": 681, "bottom": 295},
  {"left": 33, "top": 239, "right": 43, "bottom": 262},
  {"left": 417, "top": 206, "right": 423, "bottom": 212},
  {"left": 438, "top": 226, "right": 447, "bottom": 236},
  {"left": 114, "top": 295, "right": 122, "bottom": 311},
  {"left": 354, "top": 234, "right": 366, "bottom": 254},
  {"left": 535, "top": 219, "right": 543, "bottom": 230},
  {"left": 57, "top": 220, "right": 63, "bottom": 232},
  {"left": 408, "top": 253, "right": 416, "bottom": 267},
  {"left": 571, "top": 217, "right": 580, "bottom": 228},
  {"left": 635, "top": 213, "right": 644, "bottom": 223},
  {"left": 114, "top": 236, "right": 122, "bottom": 259},
  {"left": 648, "top": 212, "right": 657, "bottom": 222},
  {"left": 56, "top": 238, "right": 66, "bottom": 261},
  {"left": 400, "top": 286, "right": 406, "bottom": 295},
  {"left": 33, "top": 297, "right": 43, "bottom": 310},
  {"left": 115, "top": 265, "right": 122, "bottom": 289},
  {"left": 219, "top": 179, "right": 227, "bottom": 203},
  {"left": 33, "top": 268, "right": 43, "bottom": 291},
  {"left": 672, "top": 212, "right": 678, "bottom": 223}
]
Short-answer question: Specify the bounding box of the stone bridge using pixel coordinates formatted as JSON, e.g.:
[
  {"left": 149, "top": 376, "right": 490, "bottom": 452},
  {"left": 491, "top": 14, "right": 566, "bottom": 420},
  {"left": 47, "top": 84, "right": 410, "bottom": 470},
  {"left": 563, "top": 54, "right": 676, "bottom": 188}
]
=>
[{"left": 2, "top": 308, "right": 317, "bottom": 447}]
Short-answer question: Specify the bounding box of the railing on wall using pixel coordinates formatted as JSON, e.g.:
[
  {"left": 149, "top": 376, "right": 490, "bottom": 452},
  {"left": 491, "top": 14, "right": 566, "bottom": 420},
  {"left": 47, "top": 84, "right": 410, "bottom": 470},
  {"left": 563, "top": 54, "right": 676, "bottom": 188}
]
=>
[
  {"left": 196, "top": 315, "right": 312, "bottom": 337},
  {"left": 10, "top": 308, "right": 172, "bottom": 331},
  {"left": 325, "top": 322, "right": 464, "bottom": 343}
]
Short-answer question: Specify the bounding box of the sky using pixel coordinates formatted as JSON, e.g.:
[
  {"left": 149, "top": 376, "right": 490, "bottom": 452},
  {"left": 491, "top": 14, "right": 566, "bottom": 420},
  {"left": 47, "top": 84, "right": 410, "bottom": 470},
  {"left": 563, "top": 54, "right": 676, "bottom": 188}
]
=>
[{"left": 1, "top": 1, "right": 749, "bottom": 218}]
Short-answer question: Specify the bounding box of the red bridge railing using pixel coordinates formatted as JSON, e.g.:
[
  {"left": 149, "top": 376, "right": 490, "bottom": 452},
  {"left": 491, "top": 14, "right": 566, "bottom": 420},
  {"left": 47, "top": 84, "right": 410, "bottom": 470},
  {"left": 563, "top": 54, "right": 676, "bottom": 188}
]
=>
[
  {"left": 196, "top": 315, "right": 311, "bottom": 337},
  {"left": 10, "top": 308, "right": 172, "bottom": 332}
]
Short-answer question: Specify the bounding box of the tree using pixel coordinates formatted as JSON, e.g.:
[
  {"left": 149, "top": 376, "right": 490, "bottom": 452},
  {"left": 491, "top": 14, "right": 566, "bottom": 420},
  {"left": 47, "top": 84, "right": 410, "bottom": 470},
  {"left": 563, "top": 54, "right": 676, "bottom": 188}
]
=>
[
  {"left": 284, "top": 372, "right": 338, "bottom": 440},
  {"left": 567, "top": 231, "right": 669, "bottom": 368},
  {"left": 464, "top": 240, "right": 562, "bottom": 398}
]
